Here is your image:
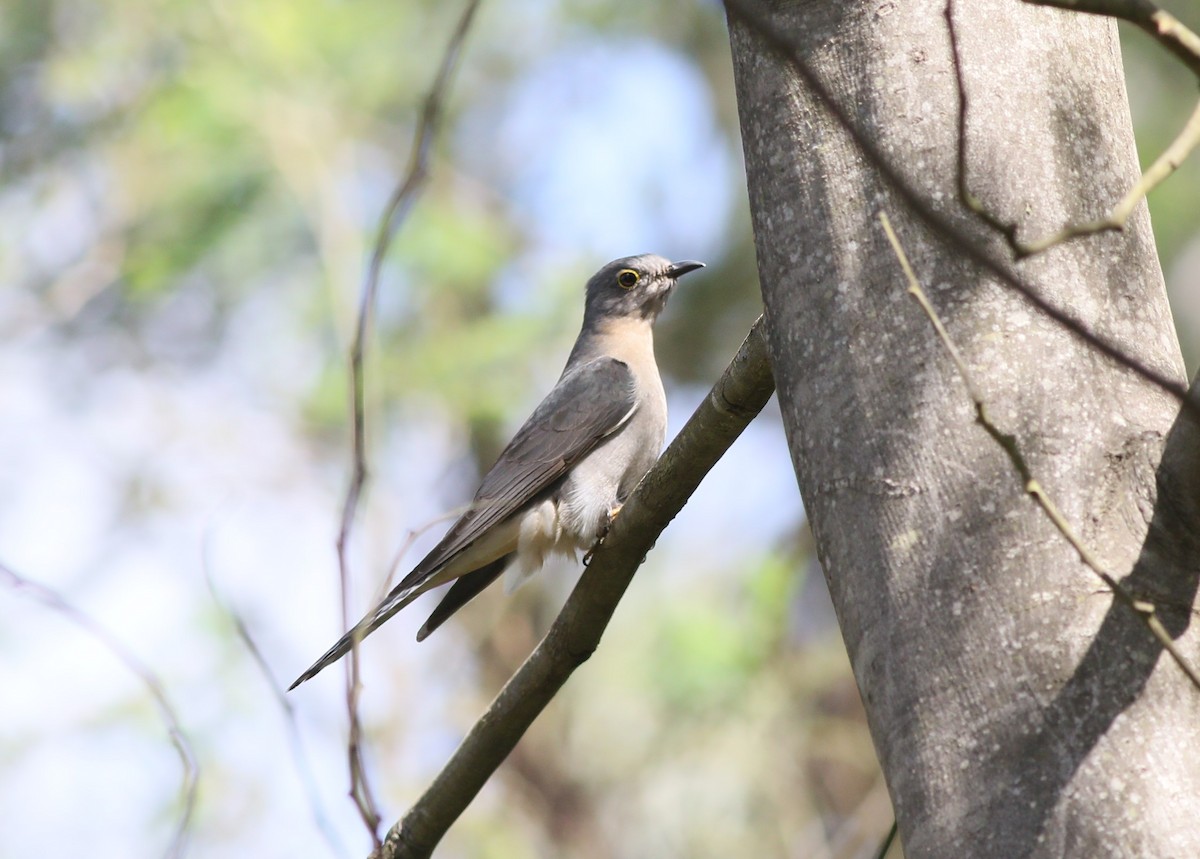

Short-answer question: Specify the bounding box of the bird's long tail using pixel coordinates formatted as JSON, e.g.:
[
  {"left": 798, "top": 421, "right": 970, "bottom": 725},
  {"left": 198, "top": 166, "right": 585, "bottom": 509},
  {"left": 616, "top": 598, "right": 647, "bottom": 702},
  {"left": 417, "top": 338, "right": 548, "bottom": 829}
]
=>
[
  {"left": 288, "top": 583, "right": 424, "bottom": 690},
  {"left": 416, "top": 555, "right": 510, "bottom": 641},
  {"left": 288, "top": 552, "right": 516, "bottom": 689}
]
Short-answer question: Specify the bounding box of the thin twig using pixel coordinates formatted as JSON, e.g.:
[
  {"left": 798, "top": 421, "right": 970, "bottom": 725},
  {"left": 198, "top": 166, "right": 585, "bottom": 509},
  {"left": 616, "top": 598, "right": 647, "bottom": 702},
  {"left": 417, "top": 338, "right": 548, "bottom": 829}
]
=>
[
  {"left": 873, "top": 819, "right": 899, "bottom": 859},
  {"left": 368, "top": 319, "right": 776, "bottom": 859},
  {"left": 335, "top": 0, "right": 483, "bottom": 842},
  {"left": 1012, "top": 99, "right": 1200, "bottom": 256},
  {"left": 950, "top": 0, "right": 1200, "bottom": 257},
  {"left": 377, "top": 506, "right": 473, "bottom": 604},
  {"left": 879, "top": 211, "right": 1200, "bottom": 693},
  {"left": 818, "top": 777, "right": 894, "bottom": 859},
  {"left": 946, "top": 0, "right": 1024, "bottom": 245},
  {"left": 0, "top": 561, "right": 199, "bottom": 859},
  {"left": 201, "top": 549, "right": 348, "bottom": 859},
  {"left": 722, "top": 0, "right": 1197, "bottom": 424},
  {"left": 1024, "top": 0, "right": 1200, "bottom": 78}
]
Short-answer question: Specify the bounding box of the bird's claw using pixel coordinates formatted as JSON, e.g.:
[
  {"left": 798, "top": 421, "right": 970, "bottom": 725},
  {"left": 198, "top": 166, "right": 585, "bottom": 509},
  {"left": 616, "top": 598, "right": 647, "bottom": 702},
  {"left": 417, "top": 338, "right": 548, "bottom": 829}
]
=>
[{"left": 582, "top": 504, "right": 624, "bottom": 567}]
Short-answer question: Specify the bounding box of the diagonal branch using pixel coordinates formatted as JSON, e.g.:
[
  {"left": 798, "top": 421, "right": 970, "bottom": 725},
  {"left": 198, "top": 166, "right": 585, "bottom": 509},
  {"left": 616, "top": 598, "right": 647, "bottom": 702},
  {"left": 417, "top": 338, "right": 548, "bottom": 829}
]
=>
[
  {"left": 723, "top": 0, "right": 1198, "bottom": 424},
  {"left": 368, "top": 318, "right": 776, "bottom": 859},
  {"left": 879, "top": 211, "right": 1200, "bottom": 693},
  {"left": 0, "top": 561, "right": 199, "bottom": 859},
  {"left": 335, "top": 0, "right": 483, "bottom": 842}
]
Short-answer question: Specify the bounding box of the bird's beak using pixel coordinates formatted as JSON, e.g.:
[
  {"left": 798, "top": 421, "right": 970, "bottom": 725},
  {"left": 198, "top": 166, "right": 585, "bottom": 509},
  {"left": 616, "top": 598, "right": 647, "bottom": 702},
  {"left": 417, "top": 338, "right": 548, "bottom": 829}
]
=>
[{"left": 667, "top": 260, "right": 705, "bottom": 279}]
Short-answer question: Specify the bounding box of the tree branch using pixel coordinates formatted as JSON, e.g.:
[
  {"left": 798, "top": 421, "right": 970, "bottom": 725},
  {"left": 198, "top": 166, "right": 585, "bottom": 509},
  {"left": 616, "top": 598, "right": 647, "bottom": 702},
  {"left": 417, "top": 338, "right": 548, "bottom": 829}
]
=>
[
  {"left": 335, "top": 0, "right": 482, "bottom": 842},
  {"left": 368, "top": 317, "right": 776, "bottom": 859}
]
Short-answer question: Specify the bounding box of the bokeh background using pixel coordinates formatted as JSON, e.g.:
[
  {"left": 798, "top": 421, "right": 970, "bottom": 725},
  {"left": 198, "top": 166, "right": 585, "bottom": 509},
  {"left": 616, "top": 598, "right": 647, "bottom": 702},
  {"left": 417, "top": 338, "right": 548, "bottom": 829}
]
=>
[{"left": 2, "top": 2, "right": 1197, "bottom": 857}]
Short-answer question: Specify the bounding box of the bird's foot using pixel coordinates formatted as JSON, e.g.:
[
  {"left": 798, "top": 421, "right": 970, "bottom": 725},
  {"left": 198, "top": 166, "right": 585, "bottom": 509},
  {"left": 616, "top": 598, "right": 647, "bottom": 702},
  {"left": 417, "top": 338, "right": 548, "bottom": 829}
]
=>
[{"left": 582, "top": 504, "right": 623, "bottom": 567}]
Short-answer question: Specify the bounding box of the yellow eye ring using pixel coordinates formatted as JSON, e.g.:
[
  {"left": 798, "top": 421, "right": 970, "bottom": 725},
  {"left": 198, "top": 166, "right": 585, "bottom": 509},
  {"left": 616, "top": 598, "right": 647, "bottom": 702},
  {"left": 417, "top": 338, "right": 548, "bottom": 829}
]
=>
[{"left": 617, "top": 269, "right": 640, "bottom": 289}]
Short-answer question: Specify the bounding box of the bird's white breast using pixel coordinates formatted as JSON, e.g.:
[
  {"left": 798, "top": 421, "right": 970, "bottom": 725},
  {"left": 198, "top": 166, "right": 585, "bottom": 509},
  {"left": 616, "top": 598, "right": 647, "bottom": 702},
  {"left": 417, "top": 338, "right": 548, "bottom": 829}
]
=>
[
  {"left": 503, "top": 317, "right": 667, "bottom": 593},
  {"left": 503, "top": 362, "right": 666, "bottom": 593}
]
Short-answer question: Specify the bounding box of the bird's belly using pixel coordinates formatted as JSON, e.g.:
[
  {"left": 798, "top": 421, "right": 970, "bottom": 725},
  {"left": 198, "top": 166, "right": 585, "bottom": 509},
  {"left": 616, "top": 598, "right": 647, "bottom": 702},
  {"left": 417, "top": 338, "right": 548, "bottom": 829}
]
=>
[
  {"left": 557, "top": 425, "right": 659, "bottom": 542},
  {"left": 504, "top": 402, "right": 663, "bottom": 594}
]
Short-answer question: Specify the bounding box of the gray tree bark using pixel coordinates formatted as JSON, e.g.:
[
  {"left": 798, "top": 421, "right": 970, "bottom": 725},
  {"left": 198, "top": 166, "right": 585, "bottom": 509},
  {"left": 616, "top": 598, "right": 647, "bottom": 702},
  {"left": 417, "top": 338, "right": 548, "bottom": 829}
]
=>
[{"left": 727, "top": 1, "right": 1200, "bottom": 857}]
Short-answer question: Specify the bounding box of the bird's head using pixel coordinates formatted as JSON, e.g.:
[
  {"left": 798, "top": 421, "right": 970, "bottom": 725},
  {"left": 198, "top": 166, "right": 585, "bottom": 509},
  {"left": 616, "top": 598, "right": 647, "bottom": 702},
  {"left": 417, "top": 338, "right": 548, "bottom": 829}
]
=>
[{"left": 582, "top": 254, "right": 705, "bottom": 326}]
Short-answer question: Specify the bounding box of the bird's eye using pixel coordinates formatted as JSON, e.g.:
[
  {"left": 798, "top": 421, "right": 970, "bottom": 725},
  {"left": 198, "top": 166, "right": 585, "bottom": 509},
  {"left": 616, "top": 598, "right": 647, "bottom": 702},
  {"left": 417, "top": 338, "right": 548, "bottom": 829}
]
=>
[{"left": 617, "top": 269, "right": 640, "bottom": 289}]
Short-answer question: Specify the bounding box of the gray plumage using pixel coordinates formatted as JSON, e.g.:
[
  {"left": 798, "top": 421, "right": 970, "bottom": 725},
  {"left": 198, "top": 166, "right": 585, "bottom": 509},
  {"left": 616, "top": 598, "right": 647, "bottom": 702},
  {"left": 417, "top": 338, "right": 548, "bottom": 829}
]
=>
[{"left": 290, "top": 253, "right": 703, "bottom": 689}]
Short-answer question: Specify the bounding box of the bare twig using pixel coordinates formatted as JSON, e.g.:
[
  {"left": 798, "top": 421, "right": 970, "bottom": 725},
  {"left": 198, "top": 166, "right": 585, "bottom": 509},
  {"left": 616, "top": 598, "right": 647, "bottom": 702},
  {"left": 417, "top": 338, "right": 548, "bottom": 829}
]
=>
[
  {"left": 377, "top": 506, "right": 473, "bottom": 602},
  {"left": 950, "top": 0, "right": 1200, "bottom": 257},
  {"left": 816, "top": 777, "right": 895, "bottom": 859},
  {"left": 367, "top": 319, "right": 776, "bottom": 859},
  {"left": 0, "top": 561, "right": 199, "bottom": 859},
  {"left": 946, "top": 0, "right": 1024, "bottom": 245},
  {"left": 335, "top": 0, "right": 483, "bottom": 842},
  {"left": 1025, "top": 0, "right": 1200, "bottom": 78},
  {"left": 879, "top": 211, "right": 1200, "bottom": 693},
  {"left": 202, "top": 553, "right": 348, "bottom": 859},
  {"left": 873, "top": 819, "right": 899, "bottom": 859},
  {"left": 1012, "top": 99, "right": 1200, "bottom": 256},
  {"left": 723, "top": 0, "right": 1198, "bottom": 423}
]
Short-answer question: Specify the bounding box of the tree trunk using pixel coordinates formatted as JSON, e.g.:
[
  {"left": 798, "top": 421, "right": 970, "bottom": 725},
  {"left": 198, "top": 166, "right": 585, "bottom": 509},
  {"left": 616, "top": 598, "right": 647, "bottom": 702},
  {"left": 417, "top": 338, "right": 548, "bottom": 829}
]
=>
[{"left": 727, "top": 1, "right": 1200, "bottom": 856}]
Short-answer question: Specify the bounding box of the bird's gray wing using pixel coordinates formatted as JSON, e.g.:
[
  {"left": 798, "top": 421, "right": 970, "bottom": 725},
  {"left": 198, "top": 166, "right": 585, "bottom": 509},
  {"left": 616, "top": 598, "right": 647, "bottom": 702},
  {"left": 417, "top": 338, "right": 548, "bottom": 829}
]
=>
[
  {"left": 400, "top": 355, "right": 639, "bottom": 585},
  {"left": 288, "top": 357, "right": 637, "bottom": 689}
]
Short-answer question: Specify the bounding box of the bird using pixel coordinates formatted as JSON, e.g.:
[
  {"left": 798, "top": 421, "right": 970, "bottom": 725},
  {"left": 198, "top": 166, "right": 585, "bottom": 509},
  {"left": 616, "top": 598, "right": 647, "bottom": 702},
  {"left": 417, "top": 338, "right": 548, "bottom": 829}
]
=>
[{"left": 289, "top": 254, "right": 704, "bottom": 689}]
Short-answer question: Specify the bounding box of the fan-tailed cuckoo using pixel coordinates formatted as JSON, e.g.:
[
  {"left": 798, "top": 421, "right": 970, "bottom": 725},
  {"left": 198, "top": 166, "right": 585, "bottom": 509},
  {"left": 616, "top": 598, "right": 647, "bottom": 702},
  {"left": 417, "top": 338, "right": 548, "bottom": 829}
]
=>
[{"left": 290, "top": 254, "right": 703, "bottom": 689}]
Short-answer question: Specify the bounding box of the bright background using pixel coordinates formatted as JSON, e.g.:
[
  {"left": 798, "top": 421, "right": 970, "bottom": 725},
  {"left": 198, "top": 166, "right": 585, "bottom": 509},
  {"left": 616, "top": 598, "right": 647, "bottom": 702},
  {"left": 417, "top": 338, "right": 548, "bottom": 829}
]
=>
[{"left": 1, "top": 2, "right": 1197, "bottom": 858}]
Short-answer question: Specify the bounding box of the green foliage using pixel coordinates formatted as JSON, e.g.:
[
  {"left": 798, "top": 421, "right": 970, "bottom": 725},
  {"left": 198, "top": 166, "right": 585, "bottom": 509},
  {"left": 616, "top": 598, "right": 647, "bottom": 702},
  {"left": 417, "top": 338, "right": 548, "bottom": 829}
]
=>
[{"left": 650, "top": 554, "right": 800, "bottom": 709}]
